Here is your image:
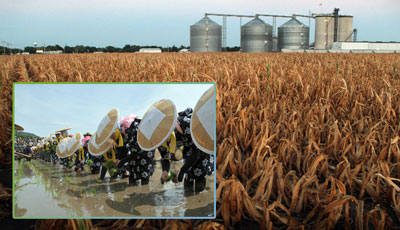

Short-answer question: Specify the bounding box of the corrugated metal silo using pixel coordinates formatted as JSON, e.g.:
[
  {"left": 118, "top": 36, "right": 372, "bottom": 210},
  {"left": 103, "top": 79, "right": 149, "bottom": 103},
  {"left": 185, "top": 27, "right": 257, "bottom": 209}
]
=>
[
  {"left": 314, "top": 15, "right": 335, "bottom": 49},
  {"left": 241, "top": 17, "right": 272, "bottom": 53},
  {"left": 278, "top": 18, "right": 309, "bottom": 50},
  {"left": 190, "top": 16, "right": 222, "bottom": 52},
  {"left": 338, "top": 16, "right": 353, "bottom": 42}
]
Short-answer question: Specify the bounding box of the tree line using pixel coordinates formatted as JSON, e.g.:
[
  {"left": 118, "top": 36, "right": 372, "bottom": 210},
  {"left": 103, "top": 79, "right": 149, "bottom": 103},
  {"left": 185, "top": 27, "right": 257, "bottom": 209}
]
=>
[{"left": 0, "top": 45, "right": 241, "bottom": 54}]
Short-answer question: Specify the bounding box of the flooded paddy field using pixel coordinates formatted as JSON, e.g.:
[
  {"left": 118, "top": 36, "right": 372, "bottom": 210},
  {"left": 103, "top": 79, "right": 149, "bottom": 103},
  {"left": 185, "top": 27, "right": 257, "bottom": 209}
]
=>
[{"left": 14, "top": 159, "right": 214, "bottom": 218}]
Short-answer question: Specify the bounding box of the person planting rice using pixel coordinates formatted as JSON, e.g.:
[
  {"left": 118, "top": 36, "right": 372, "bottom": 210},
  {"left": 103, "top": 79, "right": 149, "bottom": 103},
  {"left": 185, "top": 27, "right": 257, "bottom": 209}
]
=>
[
  {"left": 43, "top": 142, "right": 50, "bottom": 162},
  {"left": 50, "top": 139, "right": 59, "bottom": 164},
  {"left": 173, "top": 108, "right": 214, "bottom": 192},
  {"left": 88, "top": 110, "right": 134, "bottom": 182},
  {"left": 56, "top": 137, "right": 71, "bottom": 169},
  {"left": 158, "top": 131, "right": 181, "bottom": 184},
  {"left": 63, "top": 133, "right": 84, "bottom": 173},
  {"left": 116, "top": 115, "right": 155, "bottom": 185},
  {"left": 91, "top": 111, "right": 154, "bottom": 184},
  {"left": 22, "top": 142, "right": 34, "bottom": 161},
  {"left": 81, "top": 133, "right": 100, "bottom": 174},
  {"left": 137, "top": 99, "right": 178, "bottom": 185},
  {"left": 173, "top": 86, "right": 215, "bottom": 192},
  {"left": 53, "top": 127, "right": 71, "bottom": 167}
]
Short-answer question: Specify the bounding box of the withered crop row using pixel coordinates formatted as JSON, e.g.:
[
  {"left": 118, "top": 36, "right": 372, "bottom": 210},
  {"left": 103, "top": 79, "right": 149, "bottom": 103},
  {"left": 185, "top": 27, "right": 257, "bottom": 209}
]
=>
[{"left": 1, "top": 53, "right": 400, "bottom": 229}]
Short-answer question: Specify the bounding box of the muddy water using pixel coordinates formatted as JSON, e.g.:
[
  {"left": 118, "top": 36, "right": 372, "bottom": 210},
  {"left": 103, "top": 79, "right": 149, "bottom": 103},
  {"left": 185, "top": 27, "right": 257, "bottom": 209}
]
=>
[{"left": 14, "top": 159, "right": 214, "bottom": 218}]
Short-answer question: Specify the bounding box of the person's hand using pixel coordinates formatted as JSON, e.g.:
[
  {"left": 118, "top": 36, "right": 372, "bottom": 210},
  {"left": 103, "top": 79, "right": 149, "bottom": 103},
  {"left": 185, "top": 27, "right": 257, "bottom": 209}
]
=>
[
  {"left": 161, "top": 171, "right": 168, "bottom": 180},
  {"left": 171, "top": 170, "right": 178, "bottom": 183}
]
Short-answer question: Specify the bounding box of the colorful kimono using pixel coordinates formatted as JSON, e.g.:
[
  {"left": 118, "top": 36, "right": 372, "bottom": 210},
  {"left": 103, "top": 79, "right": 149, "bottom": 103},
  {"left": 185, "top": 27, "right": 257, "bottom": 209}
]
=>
[
  {"left": 74, "top": 146, "right": 86, "bottom": 172},
  {"left": 158, "top": 131, "right": 177, "bottom": 182},
  {"left": 117, "top": 119, "right": 155, "bottom": 184},
  {"left": 50, "top": 141, "right": 59, "bottom": 164}
]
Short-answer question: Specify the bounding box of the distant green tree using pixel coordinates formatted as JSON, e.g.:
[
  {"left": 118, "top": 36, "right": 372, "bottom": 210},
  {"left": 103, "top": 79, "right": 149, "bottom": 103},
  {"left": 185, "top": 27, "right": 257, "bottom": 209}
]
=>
[
  {"left": 11, "top": 48, "right": 22, "bottom": 54},
  {"left": 74, "top": 45, "right": 87, "bottom": 53},
  {"left": 55, "top": 44, "right": 63, "bottom": 51},
  {"left": 64, "top": 46, "right": 74, "bottom": 53},
  {"left": 86, "top": 46, "right": 98, "bottom": 53},
  {"left": 24, "top": 46, "right": 36, "bottom": 54},
  {"left": 45, "top": 45, "right": 63, "bottom": 51},
  {"left": 171, "top": 45, "right": 178, "bottom": 52},
  {"left": 104, "top": 46, "right": 121, "bottom": 53},
  {"left": 122, "top": 45, "right": 140, "bottom": 52}
]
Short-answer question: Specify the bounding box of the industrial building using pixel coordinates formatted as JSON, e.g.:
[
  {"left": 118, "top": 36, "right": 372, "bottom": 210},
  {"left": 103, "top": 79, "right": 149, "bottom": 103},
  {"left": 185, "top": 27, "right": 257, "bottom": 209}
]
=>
[
  {"left": 138, "top": 48, "right": 162, "bottom": 53},
  {"left": 189, "top": 8, "right": 399, "bottom": 53}
]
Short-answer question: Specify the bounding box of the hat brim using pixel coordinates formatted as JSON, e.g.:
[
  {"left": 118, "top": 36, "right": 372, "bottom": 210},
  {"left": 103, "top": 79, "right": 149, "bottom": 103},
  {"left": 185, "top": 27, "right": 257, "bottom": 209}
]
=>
[
  {"left": 137, "top": 99, "right": 177, "bottom": 151},
  {"left": 66, "top": 132, "right": 82, "bottom": 156},
  {"left": 191, "top": 86, "right": 215, "bottom": 155},
  {"left": 56, "top": 127, "right": 71, "bottom": 133},
  {"left": 88, "top": 133, "right": 113, "bottom": 156},
  {"left": 15, "top": 124, "right": 24, "bottom": 131},
  {"left": 56, "top": 137, "right": 71, "bottom": 158},
  {"left": 94, "top": 109, "right": 119, "bottom": 146}
]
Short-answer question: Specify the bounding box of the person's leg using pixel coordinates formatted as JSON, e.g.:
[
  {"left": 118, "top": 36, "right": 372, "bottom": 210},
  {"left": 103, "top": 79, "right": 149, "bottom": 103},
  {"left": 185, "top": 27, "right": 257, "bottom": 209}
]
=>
[
  {"left": 194, "top": 176, "right": 206, "bottom": 192},
  {"left": 178, "top": 149, "right": 198, "bottom": 182},
  {"left": 139, "top": 151, "right": 154, "bottom": 185},
  {"left": 98, "top": 165, "right": 107, "bottom": 180}
]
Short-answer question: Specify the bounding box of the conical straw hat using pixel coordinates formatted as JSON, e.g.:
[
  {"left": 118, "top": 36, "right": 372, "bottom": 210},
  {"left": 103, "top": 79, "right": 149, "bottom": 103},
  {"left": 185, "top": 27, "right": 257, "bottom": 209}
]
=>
[
  {"left": 137, "top": 99, "right": 177, "bottom": 151},
  {"left": 88, "top": 132, "right": 113, "bottom": 156},
  {"left": 56, "top": 137, "right": 71, "bottom": 158},
  {"left": 190, "top": 86, "right": 215, "bottom": 155},
  {"left": 94, "top": 109, "right": 119, "bottom": 146},
  {"left": 66, "top": 132, "right": 82, "bottom": 157},
  {"left": 15, "top": 124, "right": 24, "bottom": 131},
  {"left": 56, "top": 127, "right": 71, "bottom": 132}
]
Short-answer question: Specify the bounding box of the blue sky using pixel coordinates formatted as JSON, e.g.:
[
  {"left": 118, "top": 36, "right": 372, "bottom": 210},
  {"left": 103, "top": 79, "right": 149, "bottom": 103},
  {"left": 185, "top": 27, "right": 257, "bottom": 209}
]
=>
[
  {"left": 1, "top": 0, "right": 399, "bottom": 49},
  {"left": 14, "top": 83, "right": 213, "bottom": 137}
]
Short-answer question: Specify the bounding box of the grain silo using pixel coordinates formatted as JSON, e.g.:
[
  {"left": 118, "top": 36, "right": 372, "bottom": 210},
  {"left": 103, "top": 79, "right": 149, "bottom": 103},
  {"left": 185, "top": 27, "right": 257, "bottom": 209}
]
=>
[
  {"left": 241, "top": 17, "right": 272, "bottom": 53},
  {"left": 314, "top": 15, "right": 335, "bottom": 49},
  {"left": 190, "top": 16, "right": 222, "bottom": 52},
  {"left": 338, "top": 16, "right": 353, "bottom": 42},
  {"left": 278, "top": 18, "right": 309, "bottom": 50}
]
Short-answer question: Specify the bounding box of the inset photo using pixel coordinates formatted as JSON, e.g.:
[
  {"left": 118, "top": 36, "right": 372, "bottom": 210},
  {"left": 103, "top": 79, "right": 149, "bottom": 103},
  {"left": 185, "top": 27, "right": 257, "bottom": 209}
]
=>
[{"left": 13, "top": 83, "right": 216, "bottom": 218}]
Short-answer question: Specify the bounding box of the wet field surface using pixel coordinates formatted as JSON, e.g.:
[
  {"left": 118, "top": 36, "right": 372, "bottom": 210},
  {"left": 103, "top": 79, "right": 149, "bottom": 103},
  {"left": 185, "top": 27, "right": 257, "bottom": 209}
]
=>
[{"left": 14, "top": 159, "right": 214, "bottom": 218}]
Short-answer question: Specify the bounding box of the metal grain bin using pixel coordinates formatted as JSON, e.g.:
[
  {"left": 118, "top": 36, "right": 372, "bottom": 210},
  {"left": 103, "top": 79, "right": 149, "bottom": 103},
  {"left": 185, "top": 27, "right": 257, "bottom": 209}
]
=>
[
  {"left": 190, "top": 16, "right": 222, "bottom": 52},
  {"left": 314, "top": 15, "right": 335, "bottom": 49},
  {"left": 278, "top": 18, "right": 309, "bottom": 50},
  {"left": 338, "top": 16, "right": 353, "bottom": 42},
  {"left": 241, "top": 17, "right": 272, "bottom": 53}
]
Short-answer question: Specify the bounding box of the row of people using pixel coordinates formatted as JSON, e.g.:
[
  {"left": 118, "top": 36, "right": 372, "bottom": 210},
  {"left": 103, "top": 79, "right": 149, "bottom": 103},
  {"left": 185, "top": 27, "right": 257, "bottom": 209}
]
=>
[{"left": 21, "top": 86, "right": 215, "bottom": 192}]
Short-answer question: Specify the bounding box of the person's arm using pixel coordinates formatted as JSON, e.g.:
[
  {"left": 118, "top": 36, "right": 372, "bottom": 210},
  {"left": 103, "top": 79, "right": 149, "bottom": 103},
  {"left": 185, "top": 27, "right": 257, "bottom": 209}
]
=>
[{"left": 169, "top": 132, "right": 176, "bottom": 154}]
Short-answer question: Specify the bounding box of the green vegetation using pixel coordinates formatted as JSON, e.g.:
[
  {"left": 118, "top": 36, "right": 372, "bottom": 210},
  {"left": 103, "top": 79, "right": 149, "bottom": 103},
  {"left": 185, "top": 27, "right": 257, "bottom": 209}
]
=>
[{"left": 15, "top": 131, "right": 39, "bottom": 138}]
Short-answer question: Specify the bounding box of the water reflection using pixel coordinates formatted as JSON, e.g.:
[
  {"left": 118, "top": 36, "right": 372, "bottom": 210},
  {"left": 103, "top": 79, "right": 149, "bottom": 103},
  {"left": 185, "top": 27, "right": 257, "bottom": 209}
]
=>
[{"left": 14, "top": 159, "right": 214, "bottom": 217}]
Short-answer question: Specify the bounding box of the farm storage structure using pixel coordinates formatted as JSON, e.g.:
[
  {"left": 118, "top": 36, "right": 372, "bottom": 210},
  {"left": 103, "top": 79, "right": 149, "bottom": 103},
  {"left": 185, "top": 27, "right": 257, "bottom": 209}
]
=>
[
  {"left": 190, "top": 16, "right": 222, "bottom": 52},
  {"left": 278, "top": 18, "right": 309, "bottom": 50},
  {"left": 241, "top": 17, "right": 272, "bottom": 53},
  {"left": 314, "top": 15, "right": 353, "bottom": 49}
]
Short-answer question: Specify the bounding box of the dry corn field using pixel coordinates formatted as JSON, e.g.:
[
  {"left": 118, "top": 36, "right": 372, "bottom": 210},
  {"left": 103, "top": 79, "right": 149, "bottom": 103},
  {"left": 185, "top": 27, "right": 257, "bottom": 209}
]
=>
[{"left": 1, "top": 53, "right": 400, "bottom": 229}]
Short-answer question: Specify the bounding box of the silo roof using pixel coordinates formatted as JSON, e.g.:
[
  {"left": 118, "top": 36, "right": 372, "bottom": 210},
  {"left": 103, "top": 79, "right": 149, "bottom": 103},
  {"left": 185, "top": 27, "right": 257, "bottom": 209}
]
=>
[
  {"left": 243, "top": 17, "right": 271, "bottom": 27},
  {"left": 192, "top": 16, "right": 220, "bottom": 26},
  {"left": 279, "top": 18, "right": 308, "bottom": 28}
]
